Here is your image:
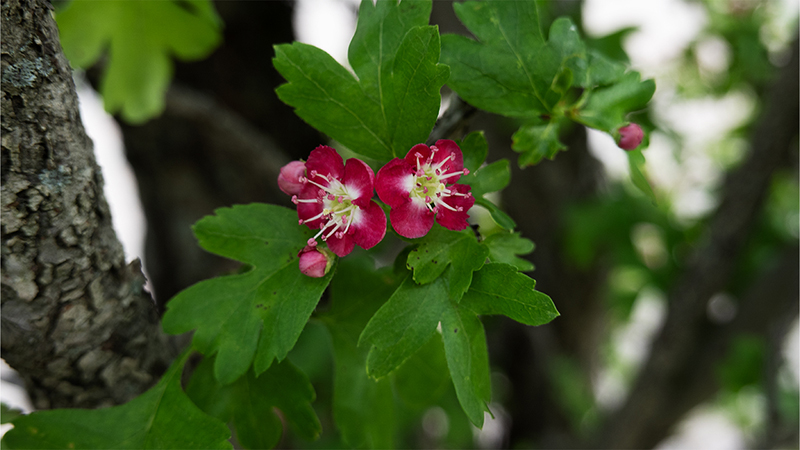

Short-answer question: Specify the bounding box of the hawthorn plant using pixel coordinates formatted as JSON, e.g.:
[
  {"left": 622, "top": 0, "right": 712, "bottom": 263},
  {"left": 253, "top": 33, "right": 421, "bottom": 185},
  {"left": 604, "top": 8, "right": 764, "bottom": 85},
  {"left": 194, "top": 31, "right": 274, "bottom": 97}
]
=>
[{"left": 2, "top": 0, "right": 654, "bottom": 448}]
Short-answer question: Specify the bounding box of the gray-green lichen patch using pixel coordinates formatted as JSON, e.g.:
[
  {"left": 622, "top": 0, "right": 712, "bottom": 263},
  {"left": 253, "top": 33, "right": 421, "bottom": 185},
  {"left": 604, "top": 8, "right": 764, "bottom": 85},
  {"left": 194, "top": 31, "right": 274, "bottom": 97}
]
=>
[{"left": 1, "top": 57, "right": 54, "bottom": 89}]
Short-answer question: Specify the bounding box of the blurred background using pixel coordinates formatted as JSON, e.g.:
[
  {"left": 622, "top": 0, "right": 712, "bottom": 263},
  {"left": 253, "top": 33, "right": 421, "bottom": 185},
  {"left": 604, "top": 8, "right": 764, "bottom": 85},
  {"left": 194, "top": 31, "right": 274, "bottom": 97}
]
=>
[{"left": 3, "top": 0, "right": 798, "bottom": 448}]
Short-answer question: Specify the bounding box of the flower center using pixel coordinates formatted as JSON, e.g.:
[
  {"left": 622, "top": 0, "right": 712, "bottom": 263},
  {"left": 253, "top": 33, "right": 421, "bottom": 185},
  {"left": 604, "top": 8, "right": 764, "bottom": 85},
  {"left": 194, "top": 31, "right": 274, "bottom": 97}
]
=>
[
  {"left": 294, "top": 171, "right": 361, "bottom": 246},
  {"left": 409, "top": 145, "right": 471, "bottom": 214}
]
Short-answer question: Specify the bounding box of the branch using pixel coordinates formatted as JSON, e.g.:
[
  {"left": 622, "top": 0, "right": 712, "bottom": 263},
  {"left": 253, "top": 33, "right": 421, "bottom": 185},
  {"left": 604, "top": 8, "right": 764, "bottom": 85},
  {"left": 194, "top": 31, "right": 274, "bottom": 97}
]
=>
[
  {"left": 1, "top": 0, "right": 177, "bottom": 409},
  {"left": 165, "top": 84, "right": 292, "bottom": 186},
  {"left": 597, "top": 38, "right": 799, "bottom": 448}
]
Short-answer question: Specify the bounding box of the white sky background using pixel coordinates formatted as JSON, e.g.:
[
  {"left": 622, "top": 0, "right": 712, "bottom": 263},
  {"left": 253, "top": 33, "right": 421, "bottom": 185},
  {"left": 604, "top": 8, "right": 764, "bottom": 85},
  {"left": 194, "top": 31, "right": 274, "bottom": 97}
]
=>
[{"left": 2, "top": 0, "right": 798, "bottom": 445}]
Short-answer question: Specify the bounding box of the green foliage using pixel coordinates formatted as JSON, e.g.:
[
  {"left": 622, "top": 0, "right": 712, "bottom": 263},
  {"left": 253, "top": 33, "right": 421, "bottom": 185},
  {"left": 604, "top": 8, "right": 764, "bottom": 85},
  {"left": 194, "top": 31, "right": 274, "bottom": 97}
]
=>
[
  {"left": 359, "top": 275, "right": 450, "bottom": 379},
  {"left": 161, "top": 204, "right": 335, "bottom": 385},
  {"left": 187, "top": 356, "right": 321, "bottom": 449},
  {"left": 0, "top": 403, "right": 23, "bottom": 425},
  {"left": 321, "top": 255, "right": 402, "bottom": 448},
  {"left": 483, "top": 232, "right": 536, "bottom": 272},
  {"left": 2, "top": 351, "right": 231, "bottom": 449},
  {"left": 393, "top": 334, "right": 451, "bottom": 408},
  {"left": 574, "top": 72, "right": 656, "bottom": 133},
  {"left": 440, "top": 302, "right": 492, "bottom": 428},
  {"left": 273, "top": 0, "right": 448, "bottom": 162},
  {"left": 56, "top": 0, "right": 221, "bottom": 123},
  {"left": 440, "top": 0, "right": 656, "bottom": 200},
  {"left": 458, "top": 132, "right": 516, "bottom": 229},
  {"left": 717, "top": 335, "right": 766, "bottom": 392},
  {"left": 627, "top": 149, "right": 657, "bottom": 203},
  {"left": 406, "top": 225, "right": 489, "bottom": 302},
  {"left": 461, "top": 263, "right": 559, "bottom": 326}
]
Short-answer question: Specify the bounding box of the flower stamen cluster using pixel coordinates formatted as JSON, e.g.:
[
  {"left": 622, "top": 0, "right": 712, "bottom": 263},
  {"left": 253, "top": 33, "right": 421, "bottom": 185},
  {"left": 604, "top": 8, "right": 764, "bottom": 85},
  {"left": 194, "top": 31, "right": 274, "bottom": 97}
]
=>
[
  {"left": 280, "top": 145, "right": 386, "bottom": 258},
  {"left": 294, "top": 170, "right": 361, "bottom": 245}
]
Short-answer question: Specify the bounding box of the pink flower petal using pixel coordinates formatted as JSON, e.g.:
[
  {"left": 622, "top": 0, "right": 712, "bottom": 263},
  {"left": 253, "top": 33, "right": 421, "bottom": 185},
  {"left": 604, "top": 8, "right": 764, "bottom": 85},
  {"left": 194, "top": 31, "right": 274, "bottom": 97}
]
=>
[
  {"left": 432, "top": 139, "right": 464, "bottom": 175},
  {"left": 298, "top": 246, "right": 331, "bottom": 277},
  {"left": 376, "top": 158, "right": 415, "bottom": 207},
  {"left": 278, "top": 160, "right": 307, "bottom": 195},
  {"left": 351, "top": 200, "right": 387, "bottom": 250},
  {"left": 306, "top": 145, "right": 345, "bottom": 183},
  {"left": 390, "top": 198, "right": 435, "bottom": 238},
  {"left": 326, "top": 233, "right": 355, "bottom": 257},
  {"left": 436, "top": 184, "right": 474, "bottom": 231},
  {"left": 297, "top": 183, "right": 324, "bottom": 229},
  {"left": 343, "top": 157, "right": 375, "bottom": 207},
  {"left": 403, "top": 143, "right": 432, "bottom": 167}
]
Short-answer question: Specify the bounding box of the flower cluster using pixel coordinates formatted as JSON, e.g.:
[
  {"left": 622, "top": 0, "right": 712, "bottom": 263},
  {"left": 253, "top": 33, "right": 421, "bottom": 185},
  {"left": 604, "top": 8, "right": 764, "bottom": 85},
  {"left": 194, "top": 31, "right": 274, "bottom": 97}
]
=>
[{"left": 279, "top": 141, "right": 475, "bottom": 276}]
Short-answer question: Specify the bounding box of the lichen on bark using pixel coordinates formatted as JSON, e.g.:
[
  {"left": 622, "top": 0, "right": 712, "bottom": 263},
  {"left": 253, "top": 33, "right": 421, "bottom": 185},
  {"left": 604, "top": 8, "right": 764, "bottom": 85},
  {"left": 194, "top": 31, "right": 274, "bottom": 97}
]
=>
[{"left": 1, "top": 0, "right": 176, "bottom": 409}]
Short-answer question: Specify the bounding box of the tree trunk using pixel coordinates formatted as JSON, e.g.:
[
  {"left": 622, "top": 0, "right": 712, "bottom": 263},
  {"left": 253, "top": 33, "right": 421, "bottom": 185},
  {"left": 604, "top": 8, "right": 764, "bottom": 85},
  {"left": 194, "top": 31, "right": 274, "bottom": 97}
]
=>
[{"left": 1, "top": 0, "right": 176, "bottom": 409}]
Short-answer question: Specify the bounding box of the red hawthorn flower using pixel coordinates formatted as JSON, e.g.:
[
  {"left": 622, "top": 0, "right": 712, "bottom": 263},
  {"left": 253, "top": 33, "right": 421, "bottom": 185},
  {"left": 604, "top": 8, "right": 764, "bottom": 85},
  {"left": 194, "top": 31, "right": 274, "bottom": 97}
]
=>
[
  {"left": 375, "top": 140, "right": 475, "bottom": 238},
  {"left": 292, "top": 146, "right": 386, "bottom": 257}
]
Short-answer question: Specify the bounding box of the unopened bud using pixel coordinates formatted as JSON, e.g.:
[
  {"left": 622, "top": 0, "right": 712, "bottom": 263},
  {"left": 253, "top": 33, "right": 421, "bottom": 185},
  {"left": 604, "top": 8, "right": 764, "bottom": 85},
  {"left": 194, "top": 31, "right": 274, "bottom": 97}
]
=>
[
  {"left": 617, "top": 123, "right": 644, "bottom": 151},
  {"left": 278, "top": 161, "right": 307, "bottom": 195},
  {"left": 298, "top": 245, "right": 334, "bottom": 278}
]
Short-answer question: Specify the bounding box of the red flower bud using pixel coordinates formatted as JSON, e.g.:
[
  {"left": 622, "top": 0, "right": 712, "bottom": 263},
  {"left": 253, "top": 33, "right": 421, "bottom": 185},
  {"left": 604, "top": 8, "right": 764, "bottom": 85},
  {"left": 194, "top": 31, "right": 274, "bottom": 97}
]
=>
[
  {"left": 617, "top": 123, "right": 644, "bottom": 151},
  {"left": 298, "top": 245, "right": 333, "bottom": 278},
  {"left": 278, "top": 160, "right": 307, "bottom": 195}
]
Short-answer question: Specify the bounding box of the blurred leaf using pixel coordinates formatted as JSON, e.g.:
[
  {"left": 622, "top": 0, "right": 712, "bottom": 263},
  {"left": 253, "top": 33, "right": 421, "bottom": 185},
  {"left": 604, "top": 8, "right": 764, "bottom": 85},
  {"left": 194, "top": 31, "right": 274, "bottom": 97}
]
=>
[
  {"left": 458, "top": 131, "right": 489, "bottom": 173},
  {"left": 717, "top": 335, "right": 765, "bottom": 392},
  {"left": 322, "top": 256, "right": 402, "bottom": 448},
  {"left": 456, "top": 132, "right": 516, "bottom": 230},
  {"left": 162, "top": 204, "right": 334, "bottom": 385},
  {"left": 627, "top": 149, "right": 657, "bottom": 203},
  {"left": 474, "top": 197, "right": 517, "bottom": 230},
  {"left": 461, "top": 159, "right": 511, "bottom": 198},
  {"left": 274, "top": 0, "right": 448, "bottom": 162},
  {"left": 461, "top": 263, "right": 559, "bottom": 326},
  {"left": 511, "top": 121, "right": 567, "bottom": 167},
  {"left": 187, "top": 357, "right": 321, "bottom": 449},
  {"left": 2, "top": 351, "right": 231, "bottom": 449},
  {"left": 407, "top": 226, "right": 489, "bottom": 302},
  {"left": 56, "top": 0, "right": 221, "bottom": 123},
  {"left": 0, "top": 403, "right": 22, "bottom": 425},
  {"left": 549, "top": 357, "right": 597, "bottom": 432},
  {"left": 483, "top": 232, "right": 535, "bottom": 272},
  {"left": 574, "top": 72, "right": 656, "bottom": 133}
]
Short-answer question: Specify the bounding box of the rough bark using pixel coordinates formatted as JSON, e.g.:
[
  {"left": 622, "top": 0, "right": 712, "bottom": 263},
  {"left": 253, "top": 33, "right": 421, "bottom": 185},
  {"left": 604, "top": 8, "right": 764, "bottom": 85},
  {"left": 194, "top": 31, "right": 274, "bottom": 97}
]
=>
[
  {"left": 1, "top": 0, "right": 176, "bottom": 409},
  {"left": 597, "top": 38, "right": 799, "bottom": 449}
]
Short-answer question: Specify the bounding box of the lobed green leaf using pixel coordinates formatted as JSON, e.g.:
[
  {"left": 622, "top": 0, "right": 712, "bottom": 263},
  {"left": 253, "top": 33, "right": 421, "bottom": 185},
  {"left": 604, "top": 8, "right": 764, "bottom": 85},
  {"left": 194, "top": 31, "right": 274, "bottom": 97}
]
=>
[
  {"left": 274, "top": 0, "right": 448, "bottom": 162},
  {"left": 187, "top": 357, "right": 321, "bottom": 449},
  {"left": 461, "top": 263, "right": 559, "bottom": 326},
  {"left": 483, "top": 232, "right": 535, "bottom": 272},
  {"left": 56, "top": 0, "right": 221, "bottom": 123},
  {"left": 406, "top": 226, "right": 489, "bottom": 302},
  {"left": 161, "top": 204, "right": 334, "bottom": 385},
  {"left": 511, "top": 121, "right": 567, "bottom": 167},
  {"left": 1, "top": 351, "right": 231, "bottom": 449}
]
